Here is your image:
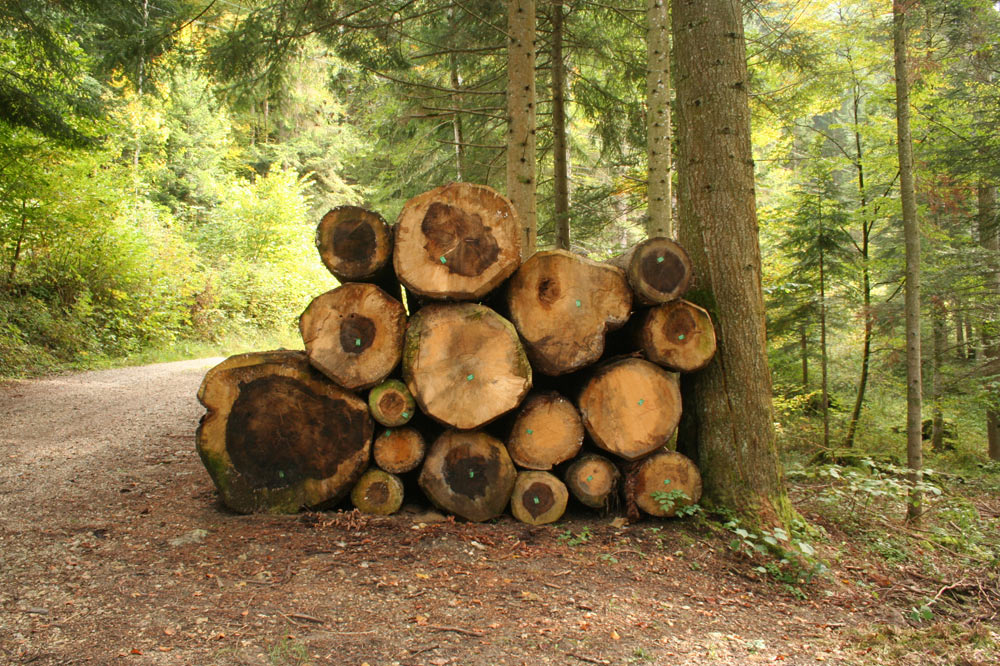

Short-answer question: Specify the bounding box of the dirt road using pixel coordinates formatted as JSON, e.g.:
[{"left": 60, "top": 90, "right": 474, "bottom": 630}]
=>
[{"left": 1, "top": 359, "right": 878, "bottom": 665}]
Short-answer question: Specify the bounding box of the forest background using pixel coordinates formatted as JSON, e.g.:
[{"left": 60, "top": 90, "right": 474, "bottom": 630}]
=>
[{"left": 3, "top": 1, "right": 1000, "bottom": 470}]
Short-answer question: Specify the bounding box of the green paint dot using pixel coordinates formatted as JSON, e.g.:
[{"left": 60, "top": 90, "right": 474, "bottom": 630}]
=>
[
  {"left": 587, "top": 475, "right": 593, "bottom": 482},
  {"left": 657, "top": 256, "right": 665, "bottom": 263},
  {"left": 355, "top": 338, "right": 362, "bottom": 346},
  {"left": 575, "top": 299, "right": 582, "bottom": 307},
  {"left": 440, "top": 256, "right": 447, "bottom": 264},
  {"left": 385, "top": 429, "right": 392, "bottom": 436},
  {"left": 466, "top": 374, "right": 475, "bottom": 381},
  {"left": 401, "top": 411, "right": 409, "bottom": 419},
  {"left": 678, "top": 334, "right": 686, "bottom": 341},
  {"left": 469, "top": 470, "right": 475, "bottom": 478},
  {"left": 526, "top": 428, "right": 533, "bottom": 435},
  {"left": 533, "top": 496, "right": 540, "bottom": 505},
  {"left": 663, "top": 479, "right": 671, "bottom": 485},
  {"left": 638, "top": 399, "right": 645, "bottom": 406}
]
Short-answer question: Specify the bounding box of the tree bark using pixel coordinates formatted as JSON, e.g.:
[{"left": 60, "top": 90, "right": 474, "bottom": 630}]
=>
[
  {"left": 507, "top": 0, "right": 537, "bottom": 257},
  {"left": 316, "top": 206, "right": 394, "bottom": 282},
  {"left": 196, "top": 351, "right": 373, "bottom": 514},
  {"left": 637, "top": 299, "right": 717, "bottom": 372},
  {"left": 955, "top": 308, "right": 967, "bottom": 361},
  {"left": 403, "top": 302, "right": 532, "bottom": 430},
  {"left": 418, "top": 429, "right": 517, "bottom": 522},
  {"left": 510, "top": 470, "right": 568, "bottom": 525},
  {"left": 579, "top": 357, "right": 682, "bottom": 461},
  {"left": 299, "top": 283, "right": 407, "bottom": 391},
  {"left": 628, "top": 450, "right": 702, "bottom": 518},
  {"left": 373, "top": 427, "right": 427, "bottom": 474},
  {"left": 610, "top": 237, "right": 692, "bottom": 305},
  {"left": 977, "top": 180, "right": 1000, "bottom": 460},
  {"left": 506, "top": 249, "right": 632, "bottom": 375},
  {"left": 551, "top": 0, "right": 571, "bottom": 250},
  {"left": 931, "top": 299, "right": 946, "bottom": 451},
  {"left": 819, "top": 208, "right": 829, "bottom": 449},
  {"left": 894, "top": 2, "right": 923, "bottom": 522},
  {"left": 673, "top": 0, "right": 788, "bottom": 520},
  {"left": 367, "top": 379, "right": 416, "bottom": 427},
  {"left": 564, "top": 453, "right": 621, "bottom": 509},
  {"left": 506, "top": 391, "right": 584, "bottom": 470},
  {"left": 351, "top": 468, "right": 405, "bottom": 515},
  {"left": 646, "top": 0, "right": 672, "bottom": 237},
  {"left": 393, "top": 182, "right": 522, "bottom": 301}
]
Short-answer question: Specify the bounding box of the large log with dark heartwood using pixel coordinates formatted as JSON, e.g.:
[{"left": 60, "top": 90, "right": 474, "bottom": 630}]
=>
[
  {"left": 196, "top": 350, "right": 373, "bottom": 514},
  {"left": 194, "top": 182, "right": 723, "bottom": 525}
]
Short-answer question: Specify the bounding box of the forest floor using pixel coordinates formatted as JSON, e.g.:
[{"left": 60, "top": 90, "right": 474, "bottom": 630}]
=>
[{"left": 1, "top": 359, "right": 998, "bottom": 666}]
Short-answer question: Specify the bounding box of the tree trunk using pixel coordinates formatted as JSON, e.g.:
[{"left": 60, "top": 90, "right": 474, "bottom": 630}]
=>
[
  {"left": 800, "top": 323, "right": 809, "bottom": 389},
  {"left": 931, "top": 299, "right": 946, "bottom": 451},
  {"left": 819, "top": 212, "right": 829, "bottom": 449},
  {"left": 673, "top": 0, "right": 788, "bottom": 520},
  {"left": 579, "top": 357, "right": 682, "bottom": 461},
  {"left": 418, "top": 430, "right": 517, "bottom": 522},
  {"left": 510, "top": 470, "right": 569, "bottom": 525},
  {"left": 506, "top": 391, "right": 584, "bottom": 470},
  {"left": 507, "top": 0, "right": 537, "bottom": 258},
  {"left": 403, "top": 302, "right": 532, "bottom": 430},
  {"left": 351, "top": 468, "right": 405, "bottom": 515},
  {"left": 374, "top": 427, "right": 427, "bottom": 474},
  {"left": 628, "top": 450, "right": 702, "bottom": 518},
  {"left": 955, "top": 308, "right": 967, "bottom": 361},
  {"left": 393, "top": 183, "right": 522, "bottom": 301},
  {"left": 551, "top": 0, "right": 571, "bottom": 250},
  {"left": 646, "top": 0, "right": 672, "bottom": 237},
  {"left": 977, "top": 181, "right": 1000, "bottom": 460},
  {"left": 367, "top": 379, "right": 416, "bottom": 427},
  {"left": 636, "top": 300, "right": 716, "bottom": 372},
  {"left": 196, "top": 351, "right": 373, "bottom": 514},
  {"left": 506, "top": 249, "right": 632, "bottom": 375},
  {"left": 894, "top": 2, "right": 923, "bottom": 522},
  {"left": 564, "top": 453, "right": 621, "bottom": 509},
  {"left": 610, "top": 237, "right": 692, "bottom": 305},
  {"left": 299, "top": 283, "right": 407, "bottom": 391},
  {"left": 316, "top": 206, "right": 394, "bottom": 282}
]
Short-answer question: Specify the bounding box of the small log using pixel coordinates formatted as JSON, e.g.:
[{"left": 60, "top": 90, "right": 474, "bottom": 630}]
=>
[
  {"left": 299, "top": 283, "right": 407, "bottom": 391},
  {"left": 418, "top": 430, "right": 516, "bottom": 522},
  {"left": 373, "top": 427, "right": 427, "bottom": 474},
  {"left": 196, "top": 351, "right": 373, "bottom": 514},
  {"left": 610, "top": 237, "right": 692, "bottom": 305},
  {"left": 510, "top": 471, "right": 568, "bottom": 525},
  {"left": 637, "top": 300, "right": 717, "bottom": 372},
  {"left": 578, "top": 358, "right": 682, "bottom": 461},
  {"left": 564, "top": 453, "right": 621, "bottom": 509},
  {"left": 506, "top": 392, "right": 583, "bottom": 470},
  {"left": 403, "top": 303, "right": 532, "bottom": 430},
  {"left": 393, "top": 183, "right": 522, "bottom": 300},
  {"left": 316, "top": 206, "right": 393, "bottom": 282},
  {"left": 506, "top": 249, "right": 632, "bottom": 375},
  {"left": 368, "top": 379, "right": 416, "bottom": 427},
  {"left": 629, "top": 450, "right": 702, "bottom": 518},
  {"left": 351, "top": 468, "right": 405, "bottom": 515}
]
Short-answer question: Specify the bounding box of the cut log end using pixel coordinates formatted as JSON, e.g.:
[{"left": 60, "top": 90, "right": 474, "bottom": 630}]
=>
[
  {"left": 373, "top": 427, "right": 427, "bottom": 474},
  {"left": 368, "top": 379, "right": 416, "bottom": 427},
  {"left": 316, "top": 206, "right": 393, "bottom": 281},
  {"left": 300, "top": 283, "right": 407, "bottom": 390},
  {"left": 351, "top": 468, "right": 405, "bottom": 515},
  {"left": 614, "top": 237, "right": 692, "bottom": 305},
  {"left": 418, "top": 430, "right": 516, "bottom": 522},
  {"left": 196, "top": 351, "right": 372, "bottom": 514},
  {"left": 506, "top": 392, "right": 583, "bottom": 470},
  {"left": 564, "top": 454, "right": 621, "bottom": 509},
  {"left": 630, "top": 450, "right": 702, "bottom": 518},
  {"left": 638, "top": 300, "right": 717, "bottom": 372},
  {"left": 394, "top": 183, "right": 522, "bottom": 300},
  {"left": 510, "top": 471, "right": 568, "bottom": 525},
  {"left": 579, "top": 358, "right": 682, "bottom": 461},
  {"left": 507, "top": 250, "right": 632, "bottom": 375}
]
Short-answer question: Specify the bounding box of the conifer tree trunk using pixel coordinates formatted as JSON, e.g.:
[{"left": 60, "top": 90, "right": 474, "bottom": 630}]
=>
[
  {"left": 672, "top": 0, "right": 788, "bottom": 521},
  {"left": 931, "top": 298, "right": 946, "bottom": 451},
  {"left": 819, "top": 208, "right": 829, "bottom": 449},
  {"left": 894, "top": 2, "right": 923, "bottom": 522},
  {"left": 978, "top": 181, "right": 1000, "bottom": 460},
  {"left": 646, "top": 0, "right": 672, "bottom": 237},
  {"left": 507, "top": 0, "right": 537, "bottom": 258},
  {"left": 551, "top": 0, "right": 571, "bottom": 250}
]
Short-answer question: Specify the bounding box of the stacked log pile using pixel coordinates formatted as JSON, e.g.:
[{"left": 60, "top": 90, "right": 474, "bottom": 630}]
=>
[{"left": 196, "top": 182, "right": 717, "bottom": 524}]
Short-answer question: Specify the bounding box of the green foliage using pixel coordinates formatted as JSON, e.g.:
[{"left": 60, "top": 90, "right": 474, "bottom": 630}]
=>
[
  {"left": 717, "top": 511, "right": 826, "bottom": 595},
  {"left": 557, "top": 526, "right": 592, "bottom": 546},
  {"left": 650, "top": 481, "right": 702, "bottom": 518}
]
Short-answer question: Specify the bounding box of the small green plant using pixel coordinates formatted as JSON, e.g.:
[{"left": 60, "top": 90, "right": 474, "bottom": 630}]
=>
[
  {"left": 723, "top": 515, "right": 825, "bottom": 594},
  {"left": 267, "top": 637, "right": 309, "bottom": 665},
  {"left": 557, "top": 526, "right": 592, "bottom": 546},
  {"left": 597, "top": 553, "right": 619, "bottom": 564},
  {"left": 650, "top": 480, "right": 702, "bottom": 517},
  {"left": 907, "top": 603, "right": 934, "bottom": 623}
]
